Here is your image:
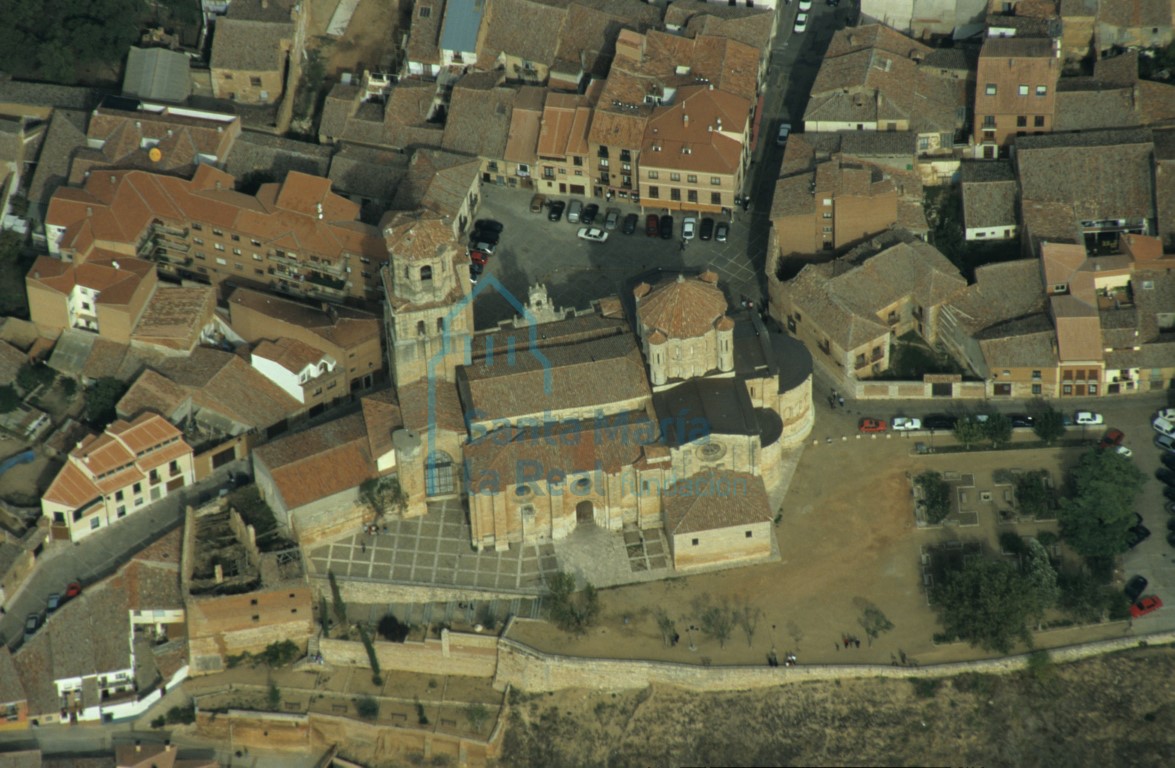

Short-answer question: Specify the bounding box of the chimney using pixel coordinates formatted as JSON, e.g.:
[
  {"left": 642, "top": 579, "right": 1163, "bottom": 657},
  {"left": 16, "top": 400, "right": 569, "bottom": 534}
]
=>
[
  {"left": 316, "top": 202, "right": 324, "bottom": 220},
  {"left": 683, "top": 114, "right": 689, "bottom": 126},
  {"left": 135, "top": 741, "right": 142, "bottom": 753},
  {"left": 112, "top": 260, "right": 120, "bottom": 270}
]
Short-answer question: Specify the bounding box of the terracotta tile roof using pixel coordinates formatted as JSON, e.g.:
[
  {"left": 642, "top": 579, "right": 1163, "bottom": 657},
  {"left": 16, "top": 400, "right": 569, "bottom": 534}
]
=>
[
  {"left": 225, "top": 128, "right": 333, "bottom": 181},
  {"left": 131, "top": 285, "right": 216, "bottom": 352},
  {"left": 635, "top": 272, "right": 729, "bottom": 339},
  {"left": 27, "top": 108, "right": 88, "bottom": 210},
  {"left": 476, "top": 0, "right": 568, "bottom": 70},
  {"left": 677, "top": 4, "right": 774, "bottom": 52},
  {"left": 464, "top": 412, "right": 656, "bottom": 491},
  {"left": 384, "top": 211, "right": 458, "bottom": 262},
  {"left": 327, "top": 142, "right": 410, "bottom": 201},
  {"left": 552, "top": 0, "right": 662, "bottom": 77},
  {"left": 26, "top": 256, "right": 153, "bottom": 305},
  {"left": 458, "top": 332, "right": 651, "bottom": 423},
  {"left": 640, "top": 85, "right": 750, "bottom": 175},
  {"left": 0, "top": 339, "right": 26, "bottom": 384},
  {"left": 442, "top": 73, "right": 515, "bottom": 159},
  {"left": 252, "top": 336, "right": 332, "bottom": 375},
  {"left": 254, "top": 412, "right": 377, "bottom": 510},
  {"left": 380, "top": 80, "right": 445, "bottom": 150},
  {"left": 824, "top": 23, "right": 932, "bottom": 60},
  {"left": 504, "top": 86, "right": 544, "bottom": 164},
  {"left": 1015, "top": 129, "right": 1155, "bottom": 224},
  {"left": 391, "top": 148, "right": 480, "bottom": 220},
  {"left": 227, "top": 286, "right": 380, "bottom": 352},
  {"left": 975, "top": 315, "right": 1059, "bottom": 368},
  {"left": 663, "top": 471, "right": 770, "bottom": 535},
  {"left": 116, "top": 368, "right": 190, "bottom": 420},
  {"left": 537, "top": 92, "right": 592, "bottom": 158},
  {"left": 943, "top": 259, "right": 1047, "bottom": 336},
  {"left": 361, "top": 389, "right": 403, "bottom": 460},
  {"left": 210, "top": 18, "right": 293, "bottom": 73}
]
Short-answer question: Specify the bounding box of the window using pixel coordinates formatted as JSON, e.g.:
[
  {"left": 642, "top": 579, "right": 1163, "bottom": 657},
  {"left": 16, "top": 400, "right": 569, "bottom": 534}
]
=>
[
  {"left": 191, "top": 222, "right": 202, "bottom": 231},
  {"left": 687, "top": 174, "right": 697, "bottom": 183},
  {"left": 542, "top": 166, "right": 554, "bottom": 179},
  {"left": 169, "top": 460, "right": 179, "bottom": 474},
  {"left": 670, "top": 188, "right": 681, "bottom": 201},
  {"left": 985, "top": 83, "right": 997, "bottom": 95},
  {"left": 823, "top": 212, "right": 832, "bottom": 219},
  {"left": 1018, "top": 84, "right": 1028, "bottom": 96},
  {"left": 1031, "top": 383, "right": 1042, "bottom": 395},
  {"left": 250, "top": 76, "right": 262, "bottom": 87},
  {"left": 252, "top": 253, "right": 262, "bottom": 261},
  {"left": 231, "top": 234, "right": 240, "bottom": 242},
  {"left": 573, "top": 156, "right": 583, "bottom": 166},
  {"left": 212, "top": 228, "right": 223, "bottom": 236},
  {"left": 91, "top": 517, "right": 101, "bottom": 529},
  {"left": 214, "top": 243, "right": 225, "bottom": 251},
  {"left": 420, "top": 265, "right": 432, "bottom": 280},
  {"left": 1036, "top": 85, "right": 1047, "bottom": 96},
  {"left": 982, "top": 115, "right": 995, "bottom": 128},
  {"left": 215, "top": 257, "right": 227, "bottom": 266},
  {"left": 1017, "top": 116, "right": 1027, "bottom": 127},
  {"left": 648, "top": 186, "right": 659, "bottom": 198},
  {"left": 691, "top": 538, "right": 699, "bottom": 546},
  {"left": 670, "top": 172, "right": 680, "bottom": 182},
  {"left": 193, "top": 237, "right": 204, "bottom": 245},
  {"left": 573, "top": 170, "right": 582, "bottom": 176},
  {"left": 687, "top": 190, "right": 697, "bottom": 203},
  {"left": 1034, "top": 115, "right": 1044, "bottom": 127},
  {"left": 133, "top": 482, "right": 142, "bottom": 494},
  {"left": 232, "top": 247, "right": 241, "bottom": 255},
  {"left": 251, "top": 239, "right": 261, "bottom": 247},
  {"left": 918, "top": 136, "right": 930, "bottom": 152},
  {"left": 823, "top": 198, "right": 832, "bottom": 206},
  {"left": 647, "top": 170, "right": 659, "bottom": 179},
  {"left": 1088, "top": 384, "right": 1098, "bottom": 395},
  {"left": 823, "top": 225, "right": 832, "bottom": 233},
  {"left": 115, "top": 490, "right": 124, "bottom": 501},
  {"left": 710, "top": 192, "right": 721, "bottom": 205},
  {"left": 1063, "top": 384, "right": 1073, "bottom": 395},
  {"left": 710, "top": 176, "right": 721, "bottom": 185},
  {"left": 598, "top": 158, "right": 609, "bottom": 168},
  {"left": 117, "top": 506, "right": 126, "bottom": 517},
  {"left": 745, "top": 530, "right": 753, "bottom": 538}
]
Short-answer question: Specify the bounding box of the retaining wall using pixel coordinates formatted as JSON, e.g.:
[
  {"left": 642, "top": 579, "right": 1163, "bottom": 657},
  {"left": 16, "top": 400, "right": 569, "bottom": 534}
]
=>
[
  {"left": 319, "top": 630, "right": 499, "bottom": 679},
  {"left": 317, "top": 575, "right": 539, "bottom": 606}
]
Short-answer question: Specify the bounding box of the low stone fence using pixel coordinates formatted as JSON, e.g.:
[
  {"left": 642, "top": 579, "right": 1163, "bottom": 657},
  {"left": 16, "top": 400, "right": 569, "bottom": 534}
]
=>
[
  {"left": 316, "top": 573, "right": 539, "bottom": 606},
  {"left": 491, "top": 619, "right": 1175, "bottom": 693},
  {"left": 320, "top": 630, "right": 499, "bottom": 679}
]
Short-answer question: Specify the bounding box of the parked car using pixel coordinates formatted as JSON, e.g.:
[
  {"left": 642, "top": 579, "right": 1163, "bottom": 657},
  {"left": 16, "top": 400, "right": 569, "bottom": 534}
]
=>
[
  {"left": 799, "top": 0, "right": 813, "bottom": 8},
  {"left": 1116, "top": 446, "right": 1134, "bottom": 458},
  {"left": 581, "top": 203, "right": 599, "bottom": 226},
  {"left": 46, "top": 593, "right": 62, "bottom": 613},
  {"left": 776, "top": 122, "right": 792, "bottom": 147},
  {"left": 474, "top": 219, "right": 503, "bottom": 234},
  {"left": 469, "top": 249, "right": 488, "bottom": 266},
  {"left": 659, "top": 215, "right": 674, "bottom": 240},
  {"left": 1128, "top": 525, "right": 1151, "bottom": 549},
  {"left": 468, "top": 239, "right": 496, "bottom": 255},
  {"left": 64, "top": 581, "right": 82, "bottom": 600},
  {"left": 529, "top": 194, "right": 547, "bottom": 213},
  {"left": 1098, "top": 429, "right": 1126, "bottom": 450},
  {"left": 1075, "top": 411, "right": 1104, "bottom": 426},
  {"left": 1131, "top": 595, "right": 1163, "bottom": 618},
  {"left": 567, "top": 200, "right": 583, "bottom": 223},
  {"left": 1009, "top": 413, "right": 1034, "bottom": 428},
  {"left": 859, "top": 418, "right": 887, "bottom": 433},
  {"left": 622, "top": 213, "right": 639, "bottom": 234},
  {"left": 923, "top": 414, "right": 958, "bottom": 431},
  {"left": 469, "top": 262, "right": 483, "bottom": 284},
  {"left": 1126, "top": 575, "right": 1149, "bottom": 603},
  {"left": 604, "top": 208, "right": 621, "bottom": 230},
  {"left": 577, "top": 226, "right": 609, "bottom": 243},
  {"left": 682, "top": 216, "right": 697, "bottom": 240},
  {"left": 793, "top": 13, "right": 809, "bottom": 33},
  {"left": 1156, "top": 433, "right": 1175, "bottom": 452},
  {"left": 699, "top": 217, "right": 715, "bottom": 241},
  {"left": 646, "top": 214, "right": 660, "bottom": 237},
  {"left": 1166, "top": 485, "right": 1175, "bottom": 501},
  {"left": 891, "top": 417, "right": 922, "bottom": 431},
  {"left": 547, "top": 200, "right": 566, "bottom": 222},
  {"left": 1161, "top": 453, "right": 1175, "bottom": 470},
  {"left": 715, "top": 221, "right": 729, "bottom": 242},
  {"left": 1154, "top": 414, "right": 1175, "bottom": 438},
  {"left": 1157, "top": 468, "right": 1175, "bottom": 486},
  {"left": 24, "top": 613, "right": 40, "bottom": 639}
]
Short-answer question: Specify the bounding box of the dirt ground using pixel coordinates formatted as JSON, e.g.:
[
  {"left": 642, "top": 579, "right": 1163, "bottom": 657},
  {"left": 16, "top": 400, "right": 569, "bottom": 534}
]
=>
[
  {"left": 0, "top": 440, "right": 59, "bottom": 507},
  {"left": 307, "top": 0, "right": 409, "bottom": 78},
  {"left": 510, "top": 441, "right": 1124, "bottom": 667},
  {"left": 497, "top": 645, "right": 1175, "bottom": 768}
]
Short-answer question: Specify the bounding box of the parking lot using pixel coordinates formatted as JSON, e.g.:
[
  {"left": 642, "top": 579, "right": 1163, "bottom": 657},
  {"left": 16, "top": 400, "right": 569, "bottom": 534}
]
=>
[{"left": 468, "top": 185, "right": 768, "bottom": 326}]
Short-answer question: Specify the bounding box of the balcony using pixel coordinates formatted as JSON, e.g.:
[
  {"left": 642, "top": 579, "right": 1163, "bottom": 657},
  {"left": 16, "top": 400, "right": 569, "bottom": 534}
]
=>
[
  {"left": 308, "top": 257, "right": 346, "bottom": 277},
  {"left": 153, "top": 223, "right": 187, "bottom": 237},
  {"left": 599, "top": 172, "right": 610, "bottom": 185},
  {"left": 154, "top": 251, "right": 193, "bottom": 267},
  {"left": 269, "top": 251, "right": 301, "bottom": 269},
  {"left": 305, "top": 271, "right": 347, "bottom": 291}
]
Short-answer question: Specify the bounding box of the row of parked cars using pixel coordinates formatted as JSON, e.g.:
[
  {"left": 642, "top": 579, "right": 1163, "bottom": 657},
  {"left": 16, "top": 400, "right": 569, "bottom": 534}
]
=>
[
  {"left": 533, "top": 195, "right": 731, "bottom": 242},
  {"left": 23, "top": 581, "right": 83, "bottom": 641},
  {"left": 1115, "top": 410, "right": 1175, "bottom": 620}
]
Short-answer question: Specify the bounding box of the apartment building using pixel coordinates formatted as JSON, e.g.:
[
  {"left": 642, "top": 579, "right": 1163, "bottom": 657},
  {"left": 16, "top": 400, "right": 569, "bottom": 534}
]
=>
[
  {"left": 973, "top": 36, "right": 1061, "bottom": 155},
  {"left": 535, "top": 92, "right": 594, "bottom": 197},
  {"left": 44, "top": 165, "right": 387, "bottom": 303},
  {"left": 41, "top": 413, "right": 195, "bottom": 542}
]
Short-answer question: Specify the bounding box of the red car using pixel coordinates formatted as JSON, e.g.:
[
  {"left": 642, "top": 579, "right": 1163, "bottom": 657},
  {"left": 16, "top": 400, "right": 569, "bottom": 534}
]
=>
[
  {"left": 859, "top": 418, "right": 887, "bottom": 433},
  {"left": 1098, "top": 428, "right": 1125, "bottom": 450},
  {"left": 64, "top": 581, "right": 82, "bottom": 599},
  {"left": 469, "top": 249, "right": 488, "bottom": 266},
  {"left": 1131, "top": 595, "right": 1162, "bottom": 618},
  {"left": 645, "top": 214, "right": 660, "bottom": 237}
]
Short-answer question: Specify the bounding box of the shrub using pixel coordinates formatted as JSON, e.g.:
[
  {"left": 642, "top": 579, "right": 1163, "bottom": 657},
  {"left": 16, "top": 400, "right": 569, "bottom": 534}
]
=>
[
  {"left": 356, "top": 695, "right": 380, "bottom": 720},
  {"left": 545, "top": 570, "right": 600, "bottom": 635},
  {"left": 165, "top": 703, "right": 196, "bottom": 724},
  {"left": 910, "top": 678, "right": 942, "bottom": 699},
  {"left": 378, "top": 612, "right": 411, "bottom": 642},
  {"left": 999, "top": 531, "right": 1027, "bottom": 556},
  {"left": 260, "top": 639, "right": 300, "bottom": 668},
  {"left": 914, "top": 471, "right": 952, "bottom": 524}
]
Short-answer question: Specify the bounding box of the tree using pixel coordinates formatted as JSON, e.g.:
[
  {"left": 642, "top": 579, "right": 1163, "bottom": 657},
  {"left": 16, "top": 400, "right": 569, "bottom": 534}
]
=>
[
  {"left": 1058, "top": 448, "right": 1146, "bottom": 557},
  {"left": 357, "top": 624, "right": 383, "bottom": 687},
  {"left": 260, "top": 639, "right": 300, "bottom": 667},
  {"left": 83, "top": 377, "right": 127, "bottom": 429},
  {"left": 952, "top": 416, "right": 986, "bottom": 449},
  {"left": 914, "top": 470, "right": 952, "bottom": 524},
  {"left": 1015, "top": 470, "right": 1053, "bottom": 519},
  {"left": 356, "top": 695, "right": 380, "bottom": 720},
  {"left": 933, "top": 556, "right": 1037, "bottom": 653},
  {"left": 360, "top": 476, "right": 408, "bottom": 517},
  {"left": 1023, "top": 539, "right": 1060, "bottom": 630},
  {"left": 0, "top": 0, "right": 142, "bottom": 82},
  {"left": 545, "top": 570, "right": 600, "bottom": 635},
  {"left": 734, "top": 600, "right": 762, "bottom": 648},
  {"left": 982, "top": 413, "right": 1013, "bottom": 448},
  {"left": 858, "top": 603, "right": 894, "bottom": 646},
  {"left": 377, "top": 612, "right": 411, "bottom": 642},
  {"left": 654, "top": 607, "right": 677, "bottom": 647},
  {"left": 267, "top": 682, "right": 281, "bottom": 711},
  {"left": 1031, "top": 404, "right": 1066, "bottom": 444},
  {"left": 694, "top": 598, "right": 734, "bottom": 649},
  {"left": 16, "top": 362, "right": 54, "bottom": 393},
  {"left": 0, "top": 385, "right": 19, "bottom": 414},
  {"left": 466, "top": 702, "right": 490, "bottom": 732}
]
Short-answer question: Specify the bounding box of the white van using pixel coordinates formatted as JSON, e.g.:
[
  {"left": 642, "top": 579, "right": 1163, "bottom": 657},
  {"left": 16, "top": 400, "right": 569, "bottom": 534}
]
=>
[{"left": 567, "top": 200, "right": 583, "bottom": 223}]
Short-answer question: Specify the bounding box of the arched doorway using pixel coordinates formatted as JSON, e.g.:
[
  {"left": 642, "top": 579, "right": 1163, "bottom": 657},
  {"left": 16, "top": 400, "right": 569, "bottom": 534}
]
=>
[
  {"left": 576, "top": 500, "right": 594, "bottom": 525},
  {"left": 425, "top": 451, "right": 454, "bottom": 496}
]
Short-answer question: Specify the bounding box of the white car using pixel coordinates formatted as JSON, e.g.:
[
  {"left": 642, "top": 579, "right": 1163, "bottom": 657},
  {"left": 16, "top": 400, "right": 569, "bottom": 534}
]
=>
[
  {"left": 577, "top": 226, "right": 608, "bottom": 243},
  {"left": 1154, "top": 416, "right": 1175, "bottom": 437},
  {"left": 776, "top": 122, "right": 791, "bottom": 147},
  {"left": 794, "top": 12, "right": 809, "bottom": 33},
  {"left": 799, "top": 0, "right": 813, "bottom": 9},
  {"left": 1115, "top": 445, "right": 1134, "bottom": 458},
  {"left": 891, "top": 417, "right": 922, "bottom": 432},
  {"left": 1074, "top": 411, "right": 1104, "bottom": 426},
  {"left": 682, "top": 216, "right": 697, "bottom": 240}
]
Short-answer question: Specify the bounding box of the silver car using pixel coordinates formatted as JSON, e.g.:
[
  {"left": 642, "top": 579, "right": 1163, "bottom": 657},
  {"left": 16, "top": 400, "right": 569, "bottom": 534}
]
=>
[
  {"left": 604, "top": 207, "right": 621, "bottom": 230},
  {"left": 567, "top": 200, "right": 583, "bottom": 223}
]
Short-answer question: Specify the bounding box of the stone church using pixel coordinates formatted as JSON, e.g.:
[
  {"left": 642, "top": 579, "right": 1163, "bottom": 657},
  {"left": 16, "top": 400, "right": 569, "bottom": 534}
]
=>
[{"left": 379, "top": 216, "right": 814, "bottom": 571}]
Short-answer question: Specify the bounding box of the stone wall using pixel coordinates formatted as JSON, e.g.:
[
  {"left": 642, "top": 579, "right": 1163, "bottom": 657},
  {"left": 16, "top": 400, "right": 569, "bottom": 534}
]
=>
[
  {"left": 319, "top": 630, "right": 499, "bottom": 679},
  {"left": 493, "top": 619, "right": 1175, "bottom": 693},
  {"left": 316, "top": 574, "right": 543, "bottom": 604}
]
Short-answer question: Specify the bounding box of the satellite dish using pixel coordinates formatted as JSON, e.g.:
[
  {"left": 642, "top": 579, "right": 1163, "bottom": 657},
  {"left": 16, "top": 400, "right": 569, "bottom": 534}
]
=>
[{"left": 148, "top": 147, "right": 163, "bottom": 163}]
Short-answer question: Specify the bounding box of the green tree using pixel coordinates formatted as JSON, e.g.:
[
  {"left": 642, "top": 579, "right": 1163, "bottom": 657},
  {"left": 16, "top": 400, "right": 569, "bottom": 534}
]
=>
[
  {"left": 858, "top": 603, "right": 894, "bottom": 647},
  {"left": 356, "top": 695, "right": 380, "bottom": 720},
  {"left": 260, "top": 639, "right": 300, "bottom": 667},
  {"left": 357, "top": 623, "right": 383, "bottom": 687},
  {"left": 952, "top": 416, "right": 986, "bottom": 449},
  {"left": 267, "top": 682, "right": 281, "bottom": 711},
  {"left": 83, "top": 377, "right": 127, "bottom": 429},
  {"left": 914, "top": 470, "right": 952, "bottom": 524},
  {"left": 1023, "top": 539, "right": 1060, "bottom": 630},
  {"left": 0, "top": 384, "right": 19, "bottom": 414},
  {"left": 1015, "top": 470, "right": 1054, "bottom": 519},
  {"left": 360, "top": 476, "right": 408, "bottom": 517},
  {"left": 545, "top": 570, "right": 600, "bottom": 635},
  {"left": 654, "top": 607, "right": 677, "bottom": 647},
  {"left": 1058, "top": 449, "right": 1146, "bottom": 557},
  {"left": 1031, "top": 404, "right": 1066, "bottom": 444},
  {"left": 982, "top": 413, "right": 1013, "bottom": 448},
  {"left": 466, "top": 702, "right": 490, "bottom": 732},
  {"left": 16, "top": 362, "right": 54, "bottom": 393},
  {"left": 933, "top": 556, "right": 1036, "bottom": 654},
  {"left": 0, "top": 0, "right": 142, "bottom": 82},
  {"left": 698, "top": 602, "right": 735, "bottom": 649}
]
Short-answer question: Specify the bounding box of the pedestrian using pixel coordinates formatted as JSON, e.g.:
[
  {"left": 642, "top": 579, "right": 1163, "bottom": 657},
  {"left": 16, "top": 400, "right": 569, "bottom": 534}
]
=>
[
  {"left": 842, "top": 634, "right": 849, "bottom": 646},
  {"left": 835, "top": 641, "right": 840, "bottom": 651},
  {"left": 838, "top": 396, "right": 846, "bottom": 407},
  {"left": 361, "top": 542, "right": 366, "bottom": 553},
  {"left": 855, "top": 639, "right": 861, "bottom": 649}
]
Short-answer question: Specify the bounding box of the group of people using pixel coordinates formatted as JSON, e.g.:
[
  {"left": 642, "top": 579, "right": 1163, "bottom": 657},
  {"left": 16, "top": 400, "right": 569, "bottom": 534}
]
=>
[
  {"left": 837, "top": 634, "right": 862, "bottom": 650},
  {"left": 827, "top": 388, "right": 846, "bottom": 409}
]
